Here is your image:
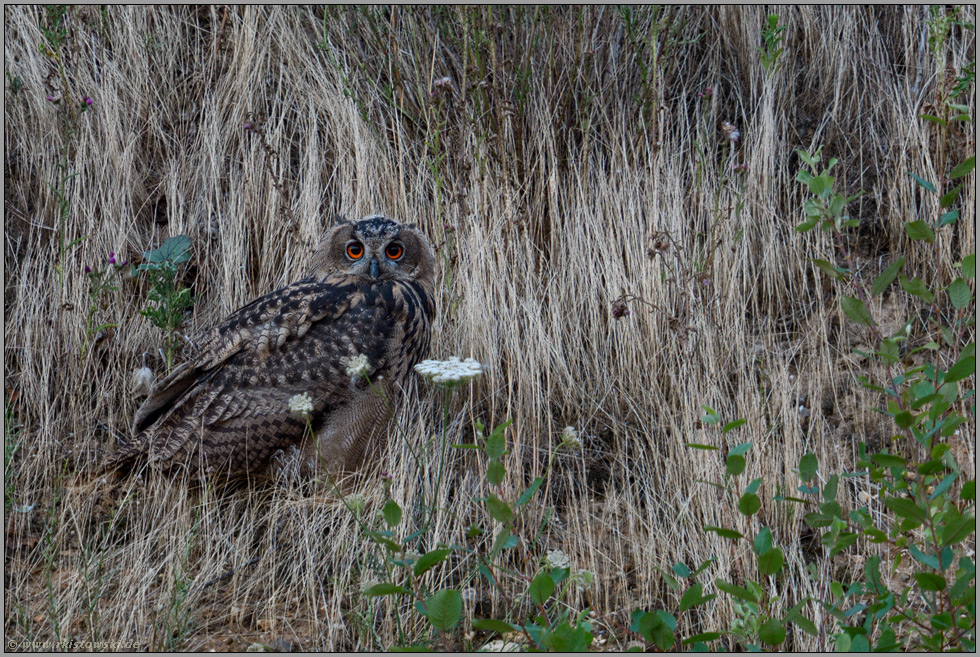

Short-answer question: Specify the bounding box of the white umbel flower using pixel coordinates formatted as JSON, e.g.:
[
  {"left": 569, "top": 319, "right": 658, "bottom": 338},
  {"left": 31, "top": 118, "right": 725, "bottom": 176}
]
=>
[
  {"left": 287, "top": 393, "right": 314, "bottom": 418},
  {"left": 345, "top": 353, "right": 371, "bottom": 380},
  {"left": 414, "top": 357, "right": 484, "bottom": 386},
  {"left": 542, "top": 549, "right": 572, "bottom": 570},
  {"left": 569, "top": 568, "right": 594, "bottom": 592},
  {"left": 479, "top": 639, "right": 523, "bottom": 652}
]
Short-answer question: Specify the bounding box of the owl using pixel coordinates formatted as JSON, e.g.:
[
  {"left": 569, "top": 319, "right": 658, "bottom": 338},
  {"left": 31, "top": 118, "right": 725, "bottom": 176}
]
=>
[{"left": 108, "top": 215, "right": 436, "bottom": 478}]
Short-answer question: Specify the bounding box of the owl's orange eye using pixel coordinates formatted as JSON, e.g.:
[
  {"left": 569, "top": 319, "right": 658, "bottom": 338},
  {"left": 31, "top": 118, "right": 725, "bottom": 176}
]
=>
[
  {"left": 385, "top": 243, "right": 404, "bottom": 260},
  {"left": 346, "top": 242, "right": 364, "bottom": 259}
]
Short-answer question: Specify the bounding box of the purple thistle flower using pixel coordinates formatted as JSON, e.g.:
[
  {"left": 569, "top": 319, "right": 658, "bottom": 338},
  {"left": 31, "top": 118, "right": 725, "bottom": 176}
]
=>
[
  {"left": 611, "top": 300, "right": 631, "bottom": 319},
  {"left": 46, "top": 95, "right": 58, "bottom": 102},
  {"left": 108, "top": 252, "right": 116, "bottom": 265},
  {"left": 697, "top": 86, "right": 714, "bottom": 99},
  {"left": 83, "top": 96, "right": 93, "bottom": 105},
  {"left": 243, "top": 122, "right": 252, "bottom": 131},
  {"left": 85, "top": 265, "right": 92, "bottom": 274}
]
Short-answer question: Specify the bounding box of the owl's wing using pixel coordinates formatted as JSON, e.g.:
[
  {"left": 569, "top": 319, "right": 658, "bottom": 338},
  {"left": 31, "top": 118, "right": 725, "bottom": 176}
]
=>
[
  {"left": 131, "top": 276, "right": 358, "bottom": 435},
  {"left": 109, "top": 275, "right": 404, "bottom": 476}
]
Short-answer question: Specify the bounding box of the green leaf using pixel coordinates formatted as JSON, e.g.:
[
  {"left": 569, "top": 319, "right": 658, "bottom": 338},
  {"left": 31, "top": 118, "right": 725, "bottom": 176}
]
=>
[
  {"left": 679, "top": 583, "right": 708, "bottom": 612},
  {"left": 685, "top": 443, "right": 719, "bottom": 451},
  {"left": 738, "top": 493, "right": 761, "bottom": 516},
  {"left": 754, "top": 527, "right": 773, "bottom": 556},
  {"left": 722, "top": 418, "right": 747, "bottom": 434},
  {"left": 803, "top": 512, "right": 833, "bottom": 528},
  {"left": 414, "top": 548, "right": 451, "bottom": 577},
  {"left": 795, "top": 217, "right": 819, "bottom": 232},
  {"left": 425, "top": 589, "right": 462, "bottom": 631},
  {"left": 945, "top": 355, "right": 976, "bottom": 384},
  {"left": 908, "top": 172, "right": 937, "bottom": 192},
  {"left": 884, "top": 497, "right": 926, "bottom": 524},
  {"left": 484, "top": 495, "right": 513, "bottom": 524},
  {"left": 701, "top": 406, "right": 721, "bottom": 424},
  {"left": 489, "top": 528, "right": 516, "bottom": 556},
  {"left": 908, "top": 545, "right": 940, "bottom": 570},
  {"left": 900, "top": 275, "right": 935, "bottom": 303},
  {"left": 728, "top": 442, "right": 753, "bottom": 456},
  {"left": 841, "top": 296, "right": 874, "bottom": 326},
  {"left": 364, "top": 530, "right": 402, "bottom": 553},
  {"left": 726, "top": 454, "right": 746, "bottom": 476},
  {"left": 807, "top": 175, "right": 835, "bottom": 197},
  {"left": 871, "top": 257, "right": 906, "bottom": 296},
  {"left": 759, "top": 618, "right": 786, "bottom": 646},
  {"left": 819, "top": 500, "right": 843, "bottom": 518},
  {"left": 894, "top": 411, "right": 915, "bottom": 429},
  {"left": 529, "top": 572, "right": 555, "bottom": 606},
  {"left": 941, "top": 511, "right": 976, "bottom": 546},
  {"left": 787, "top": 610, "right": 818, "bottom": 636},
  {"left": 485, "top": 427, "right": 506, "bottom": 460},
  {"left": 871, "top": 453, "right": 906, "bottom": 468},
  {"left": 486, "top": 460, "right": 506, "bottom": 486},
  {"left": 364, "top": 583, "right": 411, "bottom": 597},
  {"left": 823, "top": 474, "right": 839, "bottom": 502},
  {"left": 472, "top": 619, "right": 520, "bottom": 634},
  {"left": 145, "top": 235, "right": 192, "bottom": 264},
  {"left": 515, "top": 477, "right": 544, "bottom": 507},
  {"left": 962, "top": 254, "right": 975, "bottom": 280},
  {"left": 904, "top": 220, "right": 936, "bottom": 243},
  {"left": 947, "top": 278, "right": 971, "bottom": 310},
  {"left": 632, "top": 611, "right": 675, "bottom": 651},
  {"left": 850, "top": 635, "right": 870, "bottom": 652},
  {"left": 829, "top": 532, "right": 859, "bottom": 556},
  {"left": 918, "top": 113, "right": 946, "bottom": 125},
  {"left": 715, "top": 579, "right": 759, "bottom": 603},
  {"left": 940, "top": 183, "right": 964, "bottom": 209},
  {"left": 799, "top": 453, "right": 817, "bottom": 482},
  {"left": 704, "top": 526, "right": 743, "bottom": 539},
  {"left": 811, "top": 258, "right": 846, "bottom": 281},
  {"left": 382, "top": 500, "right": 402, "bottom": 528},
  {"left": 758, "top": 547, "right": 784, "bottom": 575},
  {"left": 950, "top": 155, "right": 976, "bottom": 179},
  {"left": 672, "top": 562, "right": 692, "bottom": 578}
]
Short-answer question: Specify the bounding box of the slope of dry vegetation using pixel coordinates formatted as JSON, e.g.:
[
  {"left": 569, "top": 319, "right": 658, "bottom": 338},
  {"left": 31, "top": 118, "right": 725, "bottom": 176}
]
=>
[{"left": 4, "top": 6, "right": 975, "bottom": 651}]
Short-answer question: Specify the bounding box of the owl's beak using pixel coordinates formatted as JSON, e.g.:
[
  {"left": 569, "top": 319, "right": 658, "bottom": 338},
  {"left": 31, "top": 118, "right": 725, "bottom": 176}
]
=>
[{"left": 369, "top": 257, "right": 380, "bottom": 279}]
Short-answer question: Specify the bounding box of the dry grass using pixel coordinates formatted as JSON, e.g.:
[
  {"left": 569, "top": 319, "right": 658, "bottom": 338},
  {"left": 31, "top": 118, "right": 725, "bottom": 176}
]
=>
[{"left": 4, "top": 5, "right": 975, "bottom": 652}]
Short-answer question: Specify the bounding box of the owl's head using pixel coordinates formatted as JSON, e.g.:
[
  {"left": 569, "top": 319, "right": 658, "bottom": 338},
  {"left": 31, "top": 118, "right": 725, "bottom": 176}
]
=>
[{"left": 309, "top": 215, "right": 436, "bottom": 291}]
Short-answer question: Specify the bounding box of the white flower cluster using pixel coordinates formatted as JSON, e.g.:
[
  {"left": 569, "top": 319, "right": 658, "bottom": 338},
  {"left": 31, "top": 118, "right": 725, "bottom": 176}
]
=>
[
  {"left": 542, "top": 548, "right": 593, "bottom": 592},
  {"left": 287, "top": 392, "right": 314, "bottom": 418},
  {"left": 542, "top": 548, "right": 572, "bottom": 570},
  {"left": 345, "top": 493, "right": 367, "bottom": 516},
  {"left": 560, "top": 426, "right": 582, "bottom": 452},
  {"left": 568, "top": 568, "right": 594, "bottom": 592},
  {"left": 414, "top": 357, "right": 484, "bottom": 386},
  {"left": 345, "top": 353, "right": 372, "bottom": 379},
  {"left": 478, "top": 640, "right": 523, "bottom": 653}
]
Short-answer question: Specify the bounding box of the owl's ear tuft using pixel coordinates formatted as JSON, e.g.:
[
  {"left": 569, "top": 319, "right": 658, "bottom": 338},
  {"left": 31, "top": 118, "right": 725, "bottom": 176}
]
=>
[{"left": 331, "top": 213, "right": 350, "bottom": 226}]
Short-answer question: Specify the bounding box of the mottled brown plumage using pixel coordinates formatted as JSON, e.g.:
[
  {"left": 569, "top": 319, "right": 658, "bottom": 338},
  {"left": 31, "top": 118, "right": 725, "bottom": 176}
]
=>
[{"left": 108, "top": 216, "right": 436, "bottom": 478}]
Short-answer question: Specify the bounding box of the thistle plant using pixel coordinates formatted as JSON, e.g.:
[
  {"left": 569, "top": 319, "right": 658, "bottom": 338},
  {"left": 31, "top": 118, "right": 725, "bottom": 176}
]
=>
[
  {"left": 81, "top": 252, "right": 126, "bottom": 359},
  {"left": 138, "top": 235, "right": 194, "bottom": 371}
]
